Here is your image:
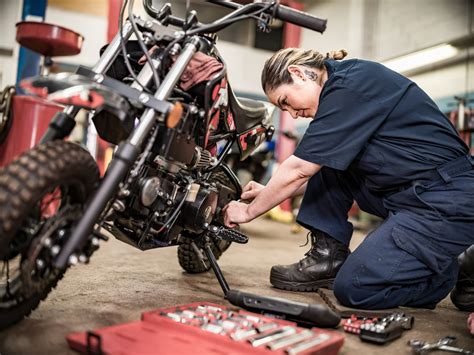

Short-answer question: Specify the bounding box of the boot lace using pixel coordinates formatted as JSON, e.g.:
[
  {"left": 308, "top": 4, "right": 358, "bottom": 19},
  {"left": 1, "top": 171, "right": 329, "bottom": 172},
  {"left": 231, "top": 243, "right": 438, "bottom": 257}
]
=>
[
  {"left": 297, "top": 232, "right": 320, "bottom": 267},
  {"left": 299, "top": 232, "right": 311, "bottom": 248}
]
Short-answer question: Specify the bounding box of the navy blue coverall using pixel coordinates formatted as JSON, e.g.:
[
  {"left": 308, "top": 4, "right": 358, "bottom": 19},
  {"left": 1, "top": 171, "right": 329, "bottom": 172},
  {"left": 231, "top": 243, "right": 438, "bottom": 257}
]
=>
[{"left": 293, "top": 59, "right": 474, "bottom": 309}]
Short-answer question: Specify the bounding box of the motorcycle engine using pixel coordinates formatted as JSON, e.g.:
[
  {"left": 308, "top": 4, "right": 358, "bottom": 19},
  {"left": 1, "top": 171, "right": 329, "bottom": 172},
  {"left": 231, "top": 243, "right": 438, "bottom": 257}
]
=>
[
  {"left": 181, "top": 182, "right": 218, "bottom": 234},
  {"left": 110, "top": 146, "right": 219, "bottom": 248}
]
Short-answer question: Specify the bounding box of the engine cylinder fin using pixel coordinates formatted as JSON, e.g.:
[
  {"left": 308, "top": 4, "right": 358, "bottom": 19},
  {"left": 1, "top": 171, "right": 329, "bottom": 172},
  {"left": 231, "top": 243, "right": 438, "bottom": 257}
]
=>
[{"left": 191, "top": 146, "right": 212, "bottom": 169}]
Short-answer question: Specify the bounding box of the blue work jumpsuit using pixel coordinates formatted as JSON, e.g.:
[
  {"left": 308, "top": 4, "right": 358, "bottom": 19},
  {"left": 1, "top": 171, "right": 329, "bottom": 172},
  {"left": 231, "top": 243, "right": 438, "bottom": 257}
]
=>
[{"left": 293, "top": 59, "right": 474, "bottom": 309}]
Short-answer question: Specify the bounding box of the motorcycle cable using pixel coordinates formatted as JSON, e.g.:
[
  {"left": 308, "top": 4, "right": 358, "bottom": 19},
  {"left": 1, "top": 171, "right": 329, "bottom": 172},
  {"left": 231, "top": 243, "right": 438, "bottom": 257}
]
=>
[
  {"left": 119, "top": 0, "right": 151, "bottom": 93},
  {"left": 155, "top": 181, "right": 191, "bottom": 235},
  {"left": 128, "top": 0, "right": 161, "bottom": 90},
  {"left": 158, "top": 36, "right": 184, "bottom": 79},
  {"left": 186, "top": 1, "right": 276, "bottom": 36},
  {"left": 156, "top": 2, "right": 274, "bottom": 79}
]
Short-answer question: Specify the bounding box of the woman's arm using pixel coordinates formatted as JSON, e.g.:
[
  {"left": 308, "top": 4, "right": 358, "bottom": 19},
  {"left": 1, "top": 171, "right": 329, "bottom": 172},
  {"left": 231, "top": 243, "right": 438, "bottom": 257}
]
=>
[
  {"left": 223, "top": 155, "right": 320, "bottom": 227},
  {"left": 293, "top": 182, "right": 308, "bottom": 197},
  {"left": 247, "top": 155, "right": 319, "bottom": 218}
]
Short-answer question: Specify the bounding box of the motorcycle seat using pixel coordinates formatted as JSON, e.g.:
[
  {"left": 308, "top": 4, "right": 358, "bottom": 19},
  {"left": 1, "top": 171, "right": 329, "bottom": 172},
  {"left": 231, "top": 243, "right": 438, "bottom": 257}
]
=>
[{"left": 228, "top": 83, "right": 270, "bottom": 133}]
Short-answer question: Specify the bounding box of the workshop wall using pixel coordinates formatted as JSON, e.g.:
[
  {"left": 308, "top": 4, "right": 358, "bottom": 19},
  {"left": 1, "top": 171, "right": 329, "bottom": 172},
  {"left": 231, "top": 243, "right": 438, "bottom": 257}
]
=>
[
  {"left": 301, "top": 0, "right": 473, "bottom": 102},
  {"left": 45, "top": 7, "right": 107, "bottom": 67},
  {"left": 411, "top": 58, "right": 474, "bottom": 101},
  {"left": 0, "top": 0, "right": 21, "bottom": 88}
]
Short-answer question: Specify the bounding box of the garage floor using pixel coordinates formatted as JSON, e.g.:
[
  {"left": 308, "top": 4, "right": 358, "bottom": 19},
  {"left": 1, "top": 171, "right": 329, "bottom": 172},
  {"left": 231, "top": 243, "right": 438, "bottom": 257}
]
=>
[{"left": 0, "top": 217, "right": 472, "bottom": 354}]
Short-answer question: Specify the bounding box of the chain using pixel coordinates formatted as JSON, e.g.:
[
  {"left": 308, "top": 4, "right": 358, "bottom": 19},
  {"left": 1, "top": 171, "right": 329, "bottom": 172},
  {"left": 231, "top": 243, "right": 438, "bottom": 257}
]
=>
[
  {"left": 316, "top": 288, "right": 340, "bottom": 314},
  {"left": 317, "top": 288, "right": 393, "bottom": 319}
]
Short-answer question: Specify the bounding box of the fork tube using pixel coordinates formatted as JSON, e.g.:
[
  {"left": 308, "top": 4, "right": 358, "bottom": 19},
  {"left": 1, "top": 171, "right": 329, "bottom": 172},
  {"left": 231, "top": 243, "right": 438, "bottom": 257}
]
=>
[
  {"left": 130, "top": 57, "right": 161, "bottom": 91},
  {"left": 93, "top": 21, "right": 133, "bottom": 74},
  {"left": 40, "top": 21, "right": 134, "bottom": 143},
  {"left": 54, "top": 37, "right": 201, "bottom": 269},
  {"left": 129, "top": 36, "right": 201, "bottom": 147}
]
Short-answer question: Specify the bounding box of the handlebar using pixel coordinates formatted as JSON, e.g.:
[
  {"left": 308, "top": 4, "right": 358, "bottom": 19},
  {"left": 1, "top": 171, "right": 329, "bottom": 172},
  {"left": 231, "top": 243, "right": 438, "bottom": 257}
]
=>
[
  {"left": 143, "top": 0, "right": 326, "bottom": 34},
  {"left": 207, "top": 0, "right": 327, "bottom": 34},
  {"left": 275, "top": 5, "right": 327, "bottom": 33}
]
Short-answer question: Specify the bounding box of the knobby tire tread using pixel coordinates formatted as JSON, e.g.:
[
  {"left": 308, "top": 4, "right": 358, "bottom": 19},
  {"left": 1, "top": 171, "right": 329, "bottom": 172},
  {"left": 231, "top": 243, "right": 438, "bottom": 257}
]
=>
[{"left": 0, "top": 141, "right": 99, "bottom": 330}]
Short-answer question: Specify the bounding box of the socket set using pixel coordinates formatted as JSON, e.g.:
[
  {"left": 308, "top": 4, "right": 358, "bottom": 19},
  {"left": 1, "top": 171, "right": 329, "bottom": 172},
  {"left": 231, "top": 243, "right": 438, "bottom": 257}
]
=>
[
  {"left": 341, "top": 313, "right": 414, "bottom": 345},
  {"left": 67, "top": 302, "right": 344, "bottom": 354}
]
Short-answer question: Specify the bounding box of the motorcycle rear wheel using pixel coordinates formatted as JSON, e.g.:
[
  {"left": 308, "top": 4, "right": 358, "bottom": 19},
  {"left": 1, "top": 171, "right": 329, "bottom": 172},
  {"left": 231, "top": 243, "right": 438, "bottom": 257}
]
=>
[
  {"left": 177, "top": 168, "right": 236, "bottom": 273},
  {"left": 0, "top": 141, "right": 99, "bottom": 330}
]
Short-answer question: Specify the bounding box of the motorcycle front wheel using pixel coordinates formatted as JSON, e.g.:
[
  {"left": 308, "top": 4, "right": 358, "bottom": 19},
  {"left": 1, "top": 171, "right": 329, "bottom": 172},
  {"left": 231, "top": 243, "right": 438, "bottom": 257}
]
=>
[{"left": 0, "top": 141, "right": 99, "bottom": 330}]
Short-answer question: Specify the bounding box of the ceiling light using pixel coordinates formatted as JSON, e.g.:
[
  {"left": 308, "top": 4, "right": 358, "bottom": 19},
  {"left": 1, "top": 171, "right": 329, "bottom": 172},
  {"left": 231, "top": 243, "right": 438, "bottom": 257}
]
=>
[{"left": 382, "top": 44, "right": 459, "bottom": 73}]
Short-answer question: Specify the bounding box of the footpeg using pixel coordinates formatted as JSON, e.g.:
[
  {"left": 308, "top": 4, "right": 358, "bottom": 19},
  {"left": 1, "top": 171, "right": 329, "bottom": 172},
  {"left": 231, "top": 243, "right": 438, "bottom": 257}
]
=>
[{"left": 208, "top": 225, "right": 248, "bottom": 244}]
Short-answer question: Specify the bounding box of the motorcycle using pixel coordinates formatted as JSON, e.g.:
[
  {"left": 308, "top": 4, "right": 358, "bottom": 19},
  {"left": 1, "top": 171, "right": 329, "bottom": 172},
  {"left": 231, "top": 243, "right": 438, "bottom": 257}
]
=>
[{"left": 0, "top": 0, "right": 328, "bottom": 329}]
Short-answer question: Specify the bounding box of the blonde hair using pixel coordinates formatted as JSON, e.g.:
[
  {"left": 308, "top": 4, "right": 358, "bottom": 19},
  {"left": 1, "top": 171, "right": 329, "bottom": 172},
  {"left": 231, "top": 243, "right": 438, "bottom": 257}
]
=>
[{"left": 261, "top": 48, "right": 348, "bottom": 93}]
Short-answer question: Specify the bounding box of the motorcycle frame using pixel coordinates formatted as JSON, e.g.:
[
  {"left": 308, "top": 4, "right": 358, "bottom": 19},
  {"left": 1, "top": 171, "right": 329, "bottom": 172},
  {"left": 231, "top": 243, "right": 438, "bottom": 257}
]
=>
[{"left": 44, "top": 22, "right": 205, "bottom": 269}]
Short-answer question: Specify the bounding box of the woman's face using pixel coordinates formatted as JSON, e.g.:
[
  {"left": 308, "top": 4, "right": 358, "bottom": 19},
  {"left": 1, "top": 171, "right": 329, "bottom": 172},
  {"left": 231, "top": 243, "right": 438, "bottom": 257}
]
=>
[{"left": 266, "top": 65, "right": 324, "bottom": 119}]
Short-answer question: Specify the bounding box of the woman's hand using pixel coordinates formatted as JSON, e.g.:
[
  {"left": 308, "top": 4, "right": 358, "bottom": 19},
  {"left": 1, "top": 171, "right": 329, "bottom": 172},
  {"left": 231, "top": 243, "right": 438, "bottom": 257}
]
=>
[
  {"left": 223, "top": 201, "right": 252, "bottom": 228},
  {"left": 240, "top": 181, "right": 265, "bottom": 201}
]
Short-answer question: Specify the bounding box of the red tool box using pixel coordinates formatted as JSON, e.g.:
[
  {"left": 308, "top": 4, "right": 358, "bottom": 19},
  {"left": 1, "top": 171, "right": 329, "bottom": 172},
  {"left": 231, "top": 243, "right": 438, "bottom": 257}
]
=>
[{"left": 67, "top": 302, "right": 344, "bottom": 354}]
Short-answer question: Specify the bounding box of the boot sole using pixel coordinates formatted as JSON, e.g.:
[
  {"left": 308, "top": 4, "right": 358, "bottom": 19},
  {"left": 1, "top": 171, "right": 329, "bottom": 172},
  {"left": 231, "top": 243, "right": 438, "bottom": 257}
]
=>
[
  {"left": 270, "top": 276, "right": 335, "bottom": 292},
  {"left": 452, "top": 299, "right": 474, "bottom": 312}
]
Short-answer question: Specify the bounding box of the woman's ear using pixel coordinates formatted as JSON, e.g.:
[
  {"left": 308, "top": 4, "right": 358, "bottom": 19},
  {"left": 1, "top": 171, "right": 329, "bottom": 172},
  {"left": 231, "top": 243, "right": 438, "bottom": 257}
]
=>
[{"left": 287, "top": 65, "right": 305, "bottom": 81}]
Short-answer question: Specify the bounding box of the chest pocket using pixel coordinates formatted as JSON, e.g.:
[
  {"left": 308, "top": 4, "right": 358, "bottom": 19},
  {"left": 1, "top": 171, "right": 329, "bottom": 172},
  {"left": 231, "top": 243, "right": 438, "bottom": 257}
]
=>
[{"left": 356, "top": 143, "right": 385, "bottom": 173}]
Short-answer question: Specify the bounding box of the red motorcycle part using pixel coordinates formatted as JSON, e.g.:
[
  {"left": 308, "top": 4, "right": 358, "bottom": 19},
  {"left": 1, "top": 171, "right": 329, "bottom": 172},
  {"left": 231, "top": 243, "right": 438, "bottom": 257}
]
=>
[
  {"left": 16, "top": 21, "right": 83, "bottom": 57},
  {"left": 0, "top": 96, "right": 62, "bottom": 167}
]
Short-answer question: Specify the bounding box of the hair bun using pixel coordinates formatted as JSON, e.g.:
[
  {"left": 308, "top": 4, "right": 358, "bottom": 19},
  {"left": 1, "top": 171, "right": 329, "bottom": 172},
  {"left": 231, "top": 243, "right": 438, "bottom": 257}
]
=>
[{"left": 326, "top": 49, "right": 348, "bottom": 60}]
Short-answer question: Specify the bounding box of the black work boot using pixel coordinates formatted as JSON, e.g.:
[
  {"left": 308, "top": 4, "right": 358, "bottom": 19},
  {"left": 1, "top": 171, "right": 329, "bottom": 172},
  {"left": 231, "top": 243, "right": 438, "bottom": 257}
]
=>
[
  {"left": 450, "top": 245, "right": 474, "bottom": 312},
  {"left": 270, "top": 230, "right": 350, "bottom": 291}
]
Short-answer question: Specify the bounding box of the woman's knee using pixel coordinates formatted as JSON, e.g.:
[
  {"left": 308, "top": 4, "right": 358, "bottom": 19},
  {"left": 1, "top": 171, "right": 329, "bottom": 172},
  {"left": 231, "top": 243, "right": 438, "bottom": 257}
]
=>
[
  {"left": 333, "top": 276, "right": 385, "bottom": 309},
  {"left": 333, "top": 266, "right": 360, "bottom": 307},
  {"left": 333, "top": 266, "right": 387, "bottom": 309},
  {"left": 333, "top": 270, "right": 362, "bottom": 307}
]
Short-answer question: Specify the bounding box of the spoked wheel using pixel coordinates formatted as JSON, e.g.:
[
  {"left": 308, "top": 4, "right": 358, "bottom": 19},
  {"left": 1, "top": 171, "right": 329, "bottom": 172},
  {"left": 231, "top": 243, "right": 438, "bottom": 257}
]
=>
[
  {"left": 177, "top": 167, "right": 237, "bottom": 273},
  {"left": 0, "top": 141, "right": 99, "bottom": 330}
]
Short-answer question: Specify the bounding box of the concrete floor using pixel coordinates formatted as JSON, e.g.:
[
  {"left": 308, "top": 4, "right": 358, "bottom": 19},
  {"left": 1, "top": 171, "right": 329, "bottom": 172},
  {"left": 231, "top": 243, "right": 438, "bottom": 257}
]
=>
[{"left": 0, "top": 217, "right": 472, "bottom": 354}]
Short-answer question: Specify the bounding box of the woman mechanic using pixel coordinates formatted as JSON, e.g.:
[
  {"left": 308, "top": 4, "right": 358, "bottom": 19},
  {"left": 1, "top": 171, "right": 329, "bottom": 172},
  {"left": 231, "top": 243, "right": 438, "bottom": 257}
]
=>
[{"left": 223, "top": 48, "right": 474, "bottom": 310}]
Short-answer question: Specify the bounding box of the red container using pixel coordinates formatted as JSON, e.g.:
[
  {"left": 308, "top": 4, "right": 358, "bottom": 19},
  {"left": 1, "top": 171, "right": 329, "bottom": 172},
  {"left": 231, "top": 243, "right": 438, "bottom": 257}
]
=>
[
  {"left": 0, "top": 95, "right": 62, "bottom": 167},
  {"left": 67, "top": 302, "right": 345, "bottom": 355},
  {"left": 16, "top": 21, "right": 83, "bottom": 57}
]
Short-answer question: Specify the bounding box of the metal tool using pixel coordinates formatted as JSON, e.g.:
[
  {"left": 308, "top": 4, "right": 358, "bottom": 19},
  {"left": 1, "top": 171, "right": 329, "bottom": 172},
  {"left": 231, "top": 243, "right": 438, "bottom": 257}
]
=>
[
  {"left": 249, "top": 326, "right": 297, "bottom": 347},
  {"left": 256, "top": 322, "right": 279, "bottom": 333},
  {"left": 201, "top": 323, "right": 224, "bottom": 334},
  {"left": 285, "top": 333, "right": 331, "bottom": 354},
  {"left": 408, "top": 336, "right": 473, "bottom": 354},
  {"left": 267, "top": 329, "right": 314, "bottom": 351},
  {"left": 230, "top": 328, "right": 257, "bottom": 341}
]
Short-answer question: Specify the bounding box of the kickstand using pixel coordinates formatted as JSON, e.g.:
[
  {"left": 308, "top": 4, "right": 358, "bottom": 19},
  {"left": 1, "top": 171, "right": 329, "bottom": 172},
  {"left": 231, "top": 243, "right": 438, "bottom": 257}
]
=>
[
  {"left": 201, "top": 236, "right": 341, "bottom": 328},
  {"left": 202, "top": 236, "right": 230, "bottom": 296}
]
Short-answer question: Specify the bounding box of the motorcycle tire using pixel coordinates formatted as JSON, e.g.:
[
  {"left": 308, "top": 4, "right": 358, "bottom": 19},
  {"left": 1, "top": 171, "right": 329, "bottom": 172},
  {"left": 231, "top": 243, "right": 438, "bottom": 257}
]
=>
[
  {"left": 177, "top": 235, "right": 231, "bottom": 274},
  {"left": 0, "top": 141, "right": 99, "bottom": 330},
  {"left": 177, "top": 169, "right": 236, "bottom": 274}
]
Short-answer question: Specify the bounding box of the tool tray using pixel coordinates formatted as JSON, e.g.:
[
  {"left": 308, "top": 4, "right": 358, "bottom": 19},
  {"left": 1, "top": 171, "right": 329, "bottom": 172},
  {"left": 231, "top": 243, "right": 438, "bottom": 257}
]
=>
[{"left": 67, "top": 302, "right": 344, "bottom": 354}]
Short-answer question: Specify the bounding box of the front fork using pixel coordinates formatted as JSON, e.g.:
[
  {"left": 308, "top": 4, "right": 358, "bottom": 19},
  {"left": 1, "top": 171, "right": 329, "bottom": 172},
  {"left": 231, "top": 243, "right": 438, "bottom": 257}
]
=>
[{"left": 54, "top": 34, "right": 202, "bottom": 269}]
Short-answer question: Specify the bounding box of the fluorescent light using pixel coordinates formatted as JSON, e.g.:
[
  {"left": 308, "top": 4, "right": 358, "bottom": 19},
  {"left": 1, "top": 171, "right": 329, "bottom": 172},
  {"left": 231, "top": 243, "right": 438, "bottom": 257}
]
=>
[{"left": 383, "top": 44, "right": 459, "bottom": 73}]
